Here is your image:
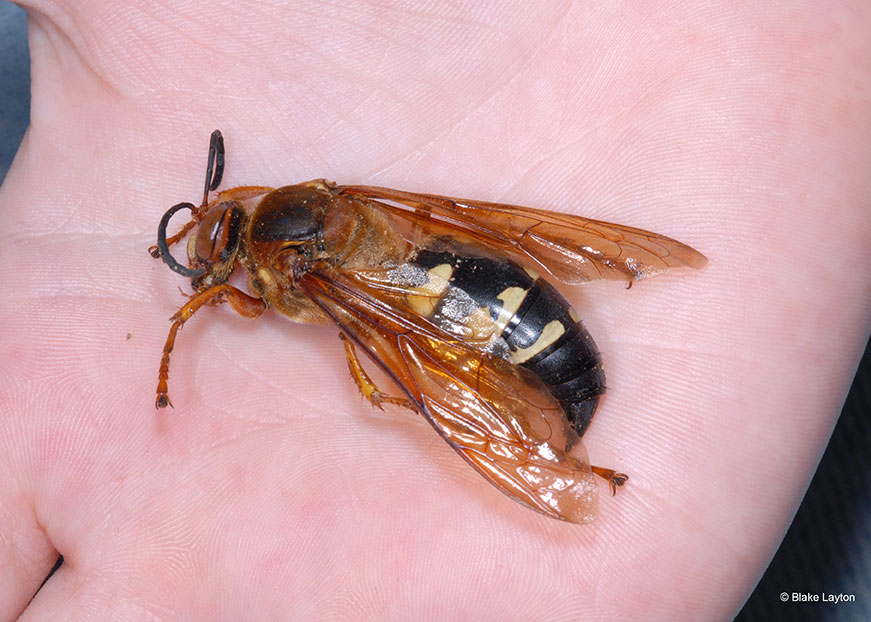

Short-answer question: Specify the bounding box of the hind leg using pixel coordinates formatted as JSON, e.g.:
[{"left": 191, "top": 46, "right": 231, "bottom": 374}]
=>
[
  {"left": 340, "top": 334, "right": 415, "bottom": 411},
  {"left": 591, "top": 466, "right": 629, "bottom": 496}
]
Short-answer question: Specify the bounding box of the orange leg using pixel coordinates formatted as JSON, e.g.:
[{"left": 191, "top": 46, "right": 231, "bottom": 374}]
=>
[
  {"left": 340, "top": 334, "right": 414, "bottom": 411},
  {"left": 591, "top": 466, "right": 629, "bottom": 496},
  {"left": 155, "top": 284, "right": 266, "bottom": 408},
  {"left": 213, "top": 185, "right": 275, "bottom": 204}
]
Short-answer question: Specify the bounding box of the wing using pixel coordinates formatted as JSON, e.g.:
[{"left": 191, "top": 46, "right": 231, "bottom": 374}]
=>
[
  {"left": 298, "top": 264, "right": 600, "bottom": 523},
  {"left": 336, "top": 185, "right": 707, "bottom": 284}
]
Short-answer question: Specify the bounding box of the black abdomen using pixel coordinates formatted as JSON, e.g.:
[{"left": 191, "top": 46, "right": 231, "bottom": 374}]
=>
[{"left": 412, "top": 249, "right": 605, "bottom": 437}]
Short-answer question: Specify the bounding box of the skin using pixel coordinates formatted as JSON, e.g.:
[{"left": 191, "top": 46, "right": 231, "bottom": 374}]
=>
[{"left": 1, "top": 1, "right": 868, "bottom": 619}]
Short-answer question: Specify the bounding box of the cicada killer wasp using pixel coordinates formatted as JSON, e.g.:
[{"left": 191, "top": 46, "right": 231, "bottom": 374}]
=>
[{"left": 150, "top": 130, "right": 707, "bottom": 523}]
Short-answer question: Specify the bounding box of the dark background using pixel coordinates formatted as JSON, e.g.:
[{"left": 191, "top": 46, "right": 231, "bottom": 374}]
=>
[{"left": 1, "top": 3, "right": 867, "bottom": 619}]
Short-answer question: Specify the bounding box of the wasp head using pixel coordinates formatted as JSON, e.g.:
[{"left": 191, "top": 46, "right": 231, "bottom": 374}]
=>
[{"left": 157, "top": 200, "right": 246, "bottom": 290}]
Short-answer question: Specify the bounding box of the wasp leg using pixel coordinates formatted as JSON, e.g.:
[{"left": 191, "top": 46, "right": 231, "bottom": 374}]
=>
[
  {"left": 340, "top": 333, "right": 414, "bottom": 411},
  {"left": 591, "top": 466, "right": 629, "bottom": 496},
  {"left": 156, "top": 285, "right": 266, "bottom": 408},
  {"left": 213, "top": 185, "right": 276, "bottom": 204}
]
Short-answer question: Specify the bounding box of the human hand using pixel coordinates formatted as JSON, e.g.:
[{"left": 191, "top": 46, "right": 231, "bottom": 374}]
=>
[{"left": 2, "top": 2, "right": 868, "bottom": 619}]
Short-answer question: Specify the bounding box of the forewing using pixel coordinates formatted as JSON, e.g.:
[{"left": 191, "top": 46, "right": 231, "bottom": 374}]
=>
[
  {"left": 299, "top": 266, "right": 599, "bottom": 523},
  {"left": 337, "top": 185, "right": 707, "bottom": 284}
]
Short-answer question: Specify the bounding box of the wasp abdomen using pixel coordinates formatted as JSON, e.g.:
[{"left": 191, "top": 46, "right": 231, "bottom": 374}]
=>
[{"left": 411, "top": 249, "right": 605, "bottom": 437}]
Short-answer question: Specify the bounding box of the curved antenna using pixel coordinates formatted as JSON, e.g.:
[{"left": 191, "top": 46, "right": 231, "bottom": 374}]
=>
[
  {"left": 202, "top": 129, "right": 225, "bottom": 205},
  {"left": 157, "top": 202, "right": 206, "bottom": 278}
]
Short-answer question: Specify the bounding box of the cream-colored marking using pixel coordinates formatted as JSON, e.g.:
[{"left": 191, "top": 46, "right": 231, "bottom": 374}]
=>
[
  {"left": 568, "top": 306, "right": 580, "bottom": 322},
  {"left": 407, "top": 264, "right": 453, "bottom": 316},
  {"left": 523, "top": 266, "right": 540, "bottom": 280},
  {"left": 461, "top": 306, "right": 498, "bottom": 343},
  {"left": 428, "top": 263, "right": 454, "bottom": 282},
  {"left": 493, "top": 287, "right": 528, "bottom": 334},
  {"left": 257, "top": 268, "right": 274, "bottom": 286},
  {"left": 511, "top": 320, "right": 566, "bottom": 364}
]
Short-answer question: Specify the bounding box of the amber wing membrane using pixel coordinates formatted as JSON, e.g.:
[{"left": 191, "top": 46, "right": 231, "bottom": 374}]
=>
[
  {"left": 299, "top": 265, "right": 600, "bottom": 523},
  {"left": 336, "top": 185, "right": 707, "bottom": 284}
]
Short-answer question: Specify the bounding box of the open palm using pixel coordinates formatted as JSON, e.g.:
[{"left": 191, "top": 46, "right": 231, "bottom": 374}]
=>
[{"left": 2, "top": 2, "right": 868, "bottom": 619}]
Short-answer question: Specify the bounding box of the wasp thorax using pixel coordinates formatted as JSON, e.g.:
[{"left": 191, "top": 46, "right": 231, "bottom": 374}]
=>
[{"left": 249, "top": 186, "right": 328, "bottom": 246}]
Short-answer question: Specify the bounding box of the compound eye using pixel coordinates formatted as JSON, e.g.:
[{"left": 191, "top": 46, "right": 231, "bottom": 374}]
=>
[{"left": 195, "top": 202, "right": 242, "bottom": 264}]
